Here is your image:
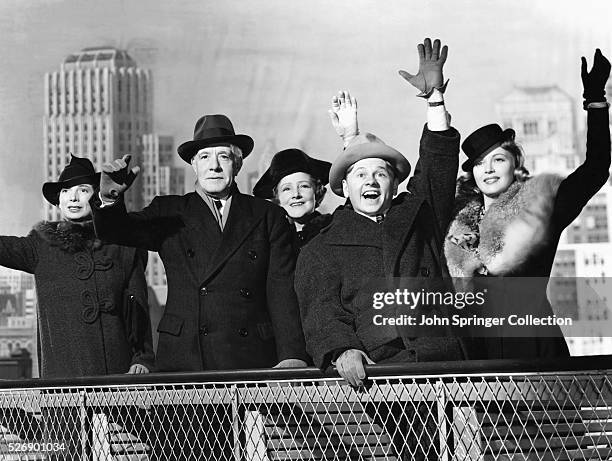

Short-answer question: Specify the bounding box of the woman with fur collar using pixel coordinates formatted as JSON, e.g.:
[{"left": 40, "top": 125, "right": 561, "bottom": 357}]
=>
[
  {"left": 0, "top": 155, "right": 154, "bottom": 378},
  {"left": 445, "top": 50, "right": 610, "bottom": 359}
]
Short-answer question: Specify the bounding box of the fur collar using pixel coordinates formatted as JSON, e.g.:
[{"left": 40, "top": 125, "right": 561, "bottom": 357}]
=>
[
  {"left": 445, "top": 174, "right": 563, "bottom": 277},
  {"left": 34, "top": 220, "right": 102, "bottom": 253}
]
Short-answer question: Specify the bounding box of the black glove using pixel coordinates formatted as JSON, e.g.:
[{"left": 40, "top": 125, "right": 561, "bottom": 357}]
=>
[{"left": 581, "top": 49, "right": 611, "bottom": 109}]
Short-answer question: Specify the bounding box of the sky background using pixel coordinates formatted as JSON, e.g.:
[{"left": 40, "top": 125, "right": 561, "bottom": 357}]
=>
[{"left": 1, "top": 0, "right": 612, "bottom": 235}]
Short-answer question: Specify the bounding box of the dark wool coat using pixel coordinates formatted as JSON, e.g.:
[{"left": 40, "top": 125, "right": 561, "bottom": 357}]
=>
[
  {"left": 445, "top": 108, "right": 610, "bottom": 359},
  {"left": 296, "top": 126, "right": 467, "bottom": 369},
  {"left": 0, "top": 221, "right": 154, "bottom": 378},
  {"left": 93, "top": 190, "right": 308, "bottom": 371},
  {"left": 293, "top": 212, "right": 333, "bottom": 251}
]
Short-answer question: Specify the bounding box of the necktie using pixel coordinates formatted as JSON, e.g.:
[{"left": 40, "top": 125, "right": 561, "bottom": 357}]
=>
[
  {"left": 213, "top": 199, "right": 223, "bottom": 229},
  {"left": 376, "top": 214, "right": 384, "bottom": 224}
]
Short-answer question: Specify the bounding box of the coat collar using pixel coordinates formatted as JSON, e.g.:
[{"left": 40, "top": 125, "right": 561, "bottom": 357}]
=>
[
  {"left": 34, "top": 220, "right": 101, "bottom": 253},
  {"left": 323, "top": 192, "right": 428, "bottom": 275},
  {"left": 445, "top": 173, "right": 563, "bottom": 277},
  {"left": 200, "top": 191, "right": 264, "bottom": 283}
]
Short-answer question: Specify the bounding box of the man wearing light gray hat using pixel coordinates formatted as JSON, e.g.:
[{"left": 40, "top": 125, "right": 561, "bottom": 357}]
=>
[{"left": 295, "top": 38, "right": 466, "bottom": 461}]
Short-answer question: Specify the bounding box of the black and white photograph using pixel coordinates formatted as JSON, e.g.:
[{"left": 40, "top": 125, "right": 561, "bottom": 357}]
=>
[{"left": 0, "top": 0, "right": 611, "bottom": 459}]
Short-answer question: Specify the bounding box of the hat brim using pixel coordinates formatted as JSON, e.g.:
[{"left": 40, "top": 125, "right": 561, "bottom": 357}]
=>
[
  {"left": 42, "top": 173, "right": 101, "bottom": 206},
  {"left": 253, "top": 158, "right": 331, "bottom": 199},
  {"left": 461, "top": 128, "right": 515, "bottom": 172},
  {"left": 177, "top": 134, "right": 254, "bottom": 163},
  {"left": 329, "top": 143, "right": 411, "bottom": 196}
]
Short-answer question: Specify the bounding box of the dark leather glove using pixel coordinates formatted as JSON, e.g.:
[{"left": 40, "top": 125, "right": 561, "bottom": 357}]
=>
[{"left": 581, "top": 49, "right": 611, "bottom": 109}]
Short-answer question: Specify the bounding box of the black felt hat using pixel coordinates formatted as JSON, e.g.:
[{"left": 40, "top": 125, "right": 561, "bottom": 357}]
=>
[
  {"left": 461, "top": 124, "right": 516, "bottom": 172},
  {"left": 177, "top": 114, "right": 254, "bottom": 163},
  {"left": 253, "top": 149, "right": 331, "bottom": 199},
  {"left": 42, "top": 155, "right": 100, "bottom": 205}
]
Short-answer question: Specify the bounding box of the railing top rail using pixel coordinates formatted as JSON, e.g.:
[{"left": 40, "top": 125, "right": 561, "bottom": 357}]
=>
[{"left": 0, "top": 355, "right": 610, "bottom": 390}]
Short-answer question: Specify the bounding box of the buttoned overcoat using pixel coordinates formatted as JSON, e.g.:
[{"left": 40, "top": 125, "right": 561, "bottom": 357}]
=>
[
  {"left": 93, "top": 190, "right": 308, "bottom": 371},
  {"left": 0, "top": 221, "right": 153, "bottom": 378},
  {"left": 296, "top": 126, "right": 466, "bottom": 369}
]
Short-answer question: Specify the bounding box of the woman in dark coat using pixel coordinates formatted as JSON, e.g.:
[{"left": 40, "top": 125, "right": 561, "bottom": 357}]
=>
[
  {"left": 444, "top": 50, "right": 610, "bottom": 359},
  {"left": 253, "top": 148, "right": 332, "bottom": 249},
  {"left": 0, "top": 155, "right": 154, "bottom": 378}
]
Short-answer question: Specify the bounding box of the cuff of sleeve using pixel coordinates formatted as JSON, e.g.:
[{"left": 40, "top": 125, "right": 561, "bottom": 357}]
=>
[
  {"left": 418, "top": 124, "right": 460, "bottom": 158},
  {"left": 98, "top": 192, "right": 118, "bottom": 208}
]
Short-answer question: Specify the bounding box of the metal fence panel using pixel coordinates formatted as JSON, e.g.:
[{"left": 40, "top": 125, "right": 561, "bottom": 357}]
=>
[{"left": 0, "top": 370, "right": 610, "bottom": 460}]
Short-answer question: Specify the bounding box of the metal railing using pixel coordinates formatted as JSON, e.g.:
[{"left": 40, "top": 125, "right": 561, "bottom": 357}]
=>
[{"left": 0, "top": 356, "right": 610, "bottom": 460}]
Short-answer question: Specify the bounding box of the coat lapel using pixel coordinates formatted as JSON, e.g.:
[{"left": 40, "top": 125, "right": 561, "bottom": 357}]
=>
[
  {"left": 181, "top": 193, "right": 223, "bottom": 281},
  {"left": 201, "top": 192, "right": 263, "bottom": 283}
]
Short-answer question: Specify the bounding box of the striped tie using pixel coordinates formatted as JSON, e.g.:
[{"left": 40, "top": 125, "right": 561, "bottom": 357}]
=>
[{"left": 213, "top": 199, "right": 223, "bottom": 229}]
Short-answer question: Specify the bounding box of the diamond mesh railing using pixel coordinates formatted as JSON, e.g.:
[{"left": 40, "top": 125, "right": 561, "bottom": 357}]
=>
[{"left": 0, "top": 356, "right": 610, "bottom": 460}]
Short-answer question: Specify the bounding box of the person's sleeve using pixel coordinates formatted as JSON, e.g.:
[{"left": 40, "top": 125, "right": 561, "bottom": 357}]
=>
[
  {"left": 552, "top": 107, "right": 610, "bottom": 229},
  {"left": 295, "top": 246, "right": 364, "bottom": 370},
  {"left": 92, "top": 196, "right": 180, "bottom": 251},
  {"left": 265, "top": 208, "right": 310, "bottom": 363},
  {"left": 123, "top": 248, "right": 155, "bottom": 371},
  {"left": 0, "top": 232, "right": 40, "bottom": 274},
  {"left": 406, "top": 124, "right": 460, "bottom": 236}
]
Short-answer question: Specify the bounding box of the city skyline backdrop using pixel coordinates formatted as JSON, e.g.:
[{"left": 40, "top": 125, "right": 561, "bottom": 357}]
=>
[{"left": 1, "top": 0, "right": 612, "bottom": 235}]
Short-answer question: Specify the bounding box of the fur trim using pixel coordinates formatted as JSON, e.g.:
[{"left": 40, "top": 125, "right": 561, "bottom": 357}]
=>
[
  {"left": 445, "top": 174, "right": 563, "bottom": 277},
  {"left": 34, "top": 220, "right": 102, "bottom": 253}
]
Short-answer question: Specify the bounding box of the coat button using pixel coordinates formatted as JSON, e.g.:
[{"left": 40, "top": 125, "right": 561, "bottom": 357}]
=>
[
  {"left": 199, "top": 325, "right": 209, "bottom": 335},
  {"left": 200, "top": 287, "right": 208, "bottom": 296},
  {"left": 187, "top": 249, "right": 195, "bottom": 258},
  {"left": 238, "top": 328, "right": 248, "bottom": 337},
  {"left": 240, "top": 288, "right": 251, "bottom": 299},
  {"left": 420, "top": 267, "right": 430, "bottom": 277},
  {"left": 247, "top": 250, "right": 257, "bottom": 260}
]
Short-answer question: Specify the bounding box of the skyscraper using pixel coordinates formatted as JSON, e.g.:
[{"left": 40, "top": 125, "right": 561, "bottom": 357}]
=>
[
  {"left": 495, "top": 85, "right": 579, "bottom": 176},
  {"left": 140, "top": 134, "right": 185, "bottom": 305},
  {"left": 43, "top": 47, "right": 153, "bottom": 220}
]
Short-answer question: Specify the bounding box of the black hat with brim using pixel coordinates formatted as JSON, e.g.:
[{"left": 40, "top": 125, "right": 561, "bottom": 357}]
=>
[
  {"left": 253, "top": 149, "right": 331, "bottom": 199},
  {"left": 177, "top": 114, "right": 254, "bottom": 163},
  {"left": 461, "top": 124, "right": 516, "bottom": 172},
  {"left": 42, "top": 155, "right": 100, "bottom": 205}
]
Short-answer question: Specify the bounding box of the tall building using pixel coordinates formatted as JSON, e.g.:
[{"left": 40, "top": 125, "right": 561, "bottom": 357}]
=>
[
  {"left": 496, "top": 84, "right": 612, "bottom": 356},
  {"left": 43, "top": 47, "right": 153, "bottom": 220},
  {"left": 495, "top": 86, "right": 579, "bottom": 176},
  {"left": 140, "top": 134, "right": 185, "bottom": 305}
]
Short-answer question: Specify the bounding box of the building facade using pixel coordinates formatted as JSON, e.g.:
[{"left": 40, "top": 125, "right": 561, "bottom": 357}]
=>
[
  {"left": 43, "top": 47, "right": 153, "bottom": 220},
  {"left": 140, "top": 134, "right": 185, "bottom": 305}
]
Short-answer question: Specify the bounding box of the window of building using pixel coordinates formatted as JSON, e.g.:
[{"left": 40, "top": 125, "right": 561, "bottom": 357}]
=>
[
  {"left": 548, "top": 120, "right": 557, "bottom": 134},
  {"left": 523, "top": 121, "right": 539, "bottom": 136}
]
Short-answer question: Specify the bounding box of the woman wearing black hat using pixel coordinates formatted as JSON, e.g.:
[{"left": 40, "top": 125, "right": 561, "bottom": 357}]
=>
[
  {"left": 0, "top": 155, "right": 154, "bottom": 378},
  {"left": 253, "top": 149, "right": 332, "bottom": 249},
  {"left": 444, "top": 50, "right": 611, "bottom": 359}
]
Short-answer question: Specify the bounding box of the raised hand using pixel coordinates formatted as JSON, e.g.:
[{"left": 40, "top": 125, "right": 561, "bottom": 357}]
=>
[
  {"left": 399, "top": 38, "right": 448, "bottom": 96},
  {"left": 328, "top": 90, "right": 359, "bottom": 144},
  {"left": 100, "top": 154, "right": 140, "bottom": 202},
  {"left": 581, "top": 49, "right": 611, "bottom": 106}
]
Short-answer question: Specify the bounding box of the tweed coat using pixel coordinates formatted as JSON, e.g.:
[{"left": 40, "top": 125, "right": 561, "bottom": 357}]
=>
[
  {"left": 296, "top": 126, "right": 466, "bottom": 369},
  {"left": 444, "top": 107, "right": 610, "bottom": 359},
  {"left": 0, "top": 221, "right": 153, "bottom": 378},
  {"left": 93, "top": 190, "right": 308, "bottom": 371}
]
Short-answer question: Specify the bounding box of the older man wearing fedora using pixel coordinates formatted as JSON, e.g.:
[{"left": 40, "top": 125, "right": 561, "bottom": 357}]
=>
[
  {"left": 93, "top": 114, "right": 308, "bottom": 459},
  {"left": 94, "top": 114, "right": 308, "bottom": 371},
  {"left": 295, "top": 39, "right": 466, "bottom": 461}
]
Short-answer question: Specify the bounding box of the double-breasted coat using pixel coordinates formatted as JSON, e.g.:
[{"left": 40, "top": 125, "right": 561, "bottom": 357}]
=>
[
  {"left": 296, "top": 126, "right": 467, "bottom": 369},
  {"left": 93, "top": 190, "right": 308, "bottom": 371},
  {"left": 0, "top": 221, "right": 154, "bottom": 378}
]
